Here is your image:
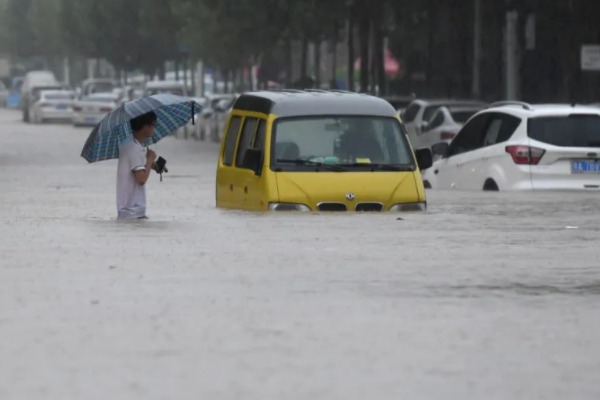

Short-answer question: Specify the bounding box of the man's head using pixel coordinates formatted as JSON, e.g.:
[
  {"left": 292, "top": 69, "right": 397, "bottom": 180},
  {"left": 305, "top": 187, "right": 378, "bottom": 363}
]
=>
[{"left": 131, "top": 111, "right": 157, "bottom": 138}]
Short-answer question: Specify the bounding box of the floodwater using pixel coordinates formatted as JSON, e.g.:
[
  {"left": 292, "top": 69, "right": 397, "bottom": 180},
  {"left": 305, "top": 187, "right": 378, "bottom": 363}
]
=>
[{"left": 1, "top": 109, "right": 599, "bottom": 400}]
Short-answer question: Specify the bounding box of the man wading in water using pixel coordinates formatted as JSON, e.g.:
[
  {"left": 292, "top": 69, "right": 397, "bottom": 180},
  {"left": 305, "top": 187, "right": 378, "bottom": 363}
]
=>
[{"left": 116, "top": 111, "right": 157, "bottom": 219}]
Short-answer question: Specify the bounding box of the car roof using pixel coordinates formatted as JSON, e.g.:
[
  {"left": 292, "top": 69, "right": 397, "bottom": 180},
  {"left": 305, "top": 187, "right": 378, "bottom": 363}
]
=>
[
  {"left": 233, "top": 90, "right": 398, "bottom": 117},
  {"left": 484, "top": 103, "right": 600, "bottom": 118},
  {"left": 146, "top": 80, "right": 185, "bottom": 88},
  {"left": 40, "top": 90, "right": 73, "bottom": 95},
  {"left": 411, "top": 98, "right": 486, "bottom": 107},
  {"left": 80, "top": 92, "right": 119, "bottom": 101}
]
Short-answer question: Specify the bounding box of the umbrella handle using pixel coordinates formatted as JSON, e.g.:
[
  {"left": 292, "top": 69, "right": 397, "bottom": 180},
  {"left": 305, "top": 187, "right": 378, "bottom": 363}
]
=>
[{"left": 191, "top": 101, "right": 195, "bottom": 125}]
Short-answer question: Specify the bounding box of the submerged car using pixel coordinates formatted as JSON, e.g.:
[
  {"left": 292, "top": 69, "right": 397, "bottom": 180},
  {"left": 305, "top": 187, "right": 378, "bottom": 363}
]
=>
[
  {"left": 29, "top": 90, "right": 75, "bottom": 123},
  {"left": 216, "top": 90, "right": 433, "bottom": 212},
  {"left": 422, "top": 102, "right": 600, "bottom": 191},
  {"left": 72, "top": 93, "right": 121, "bottom": 127}
]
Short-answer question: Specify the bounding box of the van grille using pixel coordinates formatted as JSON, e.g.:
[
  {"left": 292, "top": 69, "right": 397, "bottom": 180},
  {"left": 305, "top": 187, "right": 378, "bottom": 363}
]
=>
[
  {"left": 318, "top": 203, "right": 347, "bottom": 212},
  {"left": 355, "top": 203, "right": 384, "bottom": 212}
]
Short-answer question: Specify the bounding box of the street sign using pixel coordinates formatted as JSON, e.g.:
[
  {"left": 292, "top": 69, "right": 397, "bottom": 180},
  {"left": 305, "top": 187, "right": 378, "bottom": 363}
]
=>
[{"left": 581, "top": 45, "right": 600, "bottom": 71}]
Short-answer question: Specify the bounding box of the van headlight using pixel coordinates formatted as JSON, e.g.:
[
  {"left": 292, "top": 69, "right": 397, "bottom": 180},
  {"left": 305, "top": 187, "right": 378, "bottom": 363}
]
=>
[
  {"left": 268, "top": 203, "right": 312, "bottom": 212},
  {"left": 389, "top": 202, "right": 426, "bottom": 212}
]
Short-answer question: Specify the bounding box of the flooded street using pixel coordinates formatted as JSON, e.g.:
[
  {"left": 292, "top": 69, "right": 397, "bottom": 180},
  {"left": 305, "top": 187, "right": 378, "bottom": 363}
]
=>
[{"left": 1, "top": 108, "right": 600, "bottom": 399}]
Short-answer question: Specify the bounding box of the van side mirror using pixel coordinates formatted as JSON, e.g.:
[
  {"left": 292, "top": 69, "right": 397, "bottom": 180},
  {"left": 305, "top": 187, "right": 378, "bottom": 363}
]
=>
[
  {"left": 431, "top": 142, "right": 449, "bottom": 158},
  {"left": 415, "top": 148, "right": 433, "bottom": 170},
  {"left": 242, "top": 148, "right": 263, "bottom": 175}
]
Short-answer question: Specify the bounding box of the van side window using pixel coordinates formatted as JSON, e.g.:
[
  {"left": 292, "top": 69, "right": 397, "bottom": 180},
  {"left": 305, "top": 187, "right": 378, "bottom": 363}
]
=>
[
  {"left": 223, "top": 116, "right": 242, "bottom": 166},
  {"left": 253, "top": 119, "right": 266, "bottom": 151},
  {"left": 235, "top": 118, "right": 258, "bottom": 167}
]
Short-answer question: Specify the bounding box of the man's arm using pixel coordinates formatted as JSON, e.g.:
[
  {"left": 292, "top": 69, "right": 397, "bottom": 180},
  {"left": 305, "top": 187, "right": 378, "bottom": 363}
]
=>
[{"left": 134, "top": 150, "right": 156, "bottom": 185}]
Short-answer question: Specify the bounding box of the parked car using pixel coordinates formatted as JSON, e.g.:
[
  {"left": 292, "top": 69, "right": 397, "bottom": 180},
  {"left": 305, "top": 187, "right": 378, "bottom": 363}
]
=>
[
  {"left": 144, "top": 80, "right": 188, "bottom": 97},
  {"left": 414, "top": 105, "right": 486, "bottom": 149},
  {"left": 79, "top": 79, "right": 120, "bottom": 99},
  {"left": 422, "top": 102, "right": 600, "bottom": 191},
  {"left": 216, "top": 90, "right": 433, "bottom": 212},
  {"left": 196, "top": 94, "right": 236, "bottom": 142},
  {"left": 72, "top": 92, "right": 121, "bottom": 127},
  {"left": 382, "top": 94, "right": 416, "bottom": 115},
  {"left": 402, "top": 99, "right": 486, "bottom": 146},
  {"left": 29, "top": 90, "right": 75, "bottom": 124},
  {"left": 20, "top": 70, "right": 62, "bottom": 122},
  {"left": 0, "top": 80, "right": 8, "bottom": 107}
]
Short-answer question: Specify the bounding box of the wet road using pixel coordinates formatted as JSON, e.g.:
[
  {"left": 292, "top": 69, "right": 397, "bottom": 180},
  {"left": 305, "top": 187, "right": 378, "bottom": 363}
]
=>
[{"left": 1, "top": 109, "right": 599, "bottom": 400}]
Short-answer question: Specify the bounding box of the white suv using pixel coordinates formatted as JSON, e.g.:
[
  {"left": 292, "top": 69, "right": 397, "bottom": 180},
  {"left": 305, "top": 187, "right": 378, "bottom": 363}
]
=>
[{"left": 422, "top": 102, "right": 600, "bottom": 191}]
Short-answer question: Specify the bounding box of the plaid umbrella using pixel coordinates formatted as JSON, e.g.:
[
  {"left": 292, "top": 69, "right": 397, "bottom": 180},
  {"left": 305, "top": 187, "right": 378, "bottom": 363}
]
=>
[{"left": 81, "top": 94, "right": 202, "bottom": 163}]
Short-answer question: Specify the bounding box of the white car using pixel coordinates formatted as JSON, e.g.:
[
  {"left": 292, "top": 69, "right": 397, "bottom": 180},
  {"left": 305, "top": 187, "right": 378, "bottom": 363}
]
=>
[
  {"left": 29, "top": 90, "right": 75, "bottom": 124},
  {"left": 72, "top": 93, "right": 121, "bottom": 127},
  {"left": 402, "top": 99, "right": 486, "bottom": 146},
  {"left": 194, "top": 94, "right": 236, "bottom": 142},
  {"left": 144, "top": 80, "right": 189, "bottom": 97},
  {"left": 415, "top": 105, "right": 485, "bottom": 149},
  {"left": 422, "top": 102, "right": 600, "bottom": 191}
]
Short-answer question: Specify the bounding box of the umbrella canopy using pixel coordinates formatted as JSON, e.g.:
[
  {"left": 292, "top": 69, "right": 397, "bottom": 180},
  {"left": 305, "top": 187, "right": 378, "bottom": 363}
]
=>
[{"left": 81, "top": 94, "right": 202, "bottom": 163}]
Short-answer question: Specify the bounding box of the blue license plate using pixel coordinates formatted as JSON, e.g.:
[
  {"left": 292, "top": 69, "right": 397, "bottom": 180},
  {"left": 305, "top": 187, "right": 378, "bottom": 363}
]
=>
[
  {"left": 85, "top": 117, "right": 97, "bottom": 124},
  {"left": 56, "top": 104, "right": 68, "bottom": 110},
  {"left": 571, "top": 160, "right": 600, "bottom": 173}
]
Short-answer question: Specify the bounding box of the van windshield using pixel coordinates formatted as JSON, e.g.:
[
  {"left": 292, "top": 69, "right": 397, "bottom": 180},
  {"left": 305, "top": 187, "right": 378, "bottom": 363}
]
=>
[{"left": 271, "top": 116, "right": 415, "bottom": 170}]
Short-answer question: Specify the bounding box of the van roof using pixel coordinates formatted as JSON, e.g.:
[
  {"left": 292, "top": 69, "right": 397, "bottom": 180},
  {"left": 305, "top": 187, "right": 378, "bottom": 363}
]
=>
[{"left": 233, "top": 90, "right": 398, "bottom": 117}]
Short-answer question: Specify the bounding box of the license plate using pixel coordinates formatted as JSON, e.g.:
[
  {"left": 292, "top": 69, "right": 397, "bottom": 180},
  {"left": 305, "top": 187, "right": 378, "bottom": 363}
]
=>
[
  {"left": 56, "top": 104, "right": 68, "bottom": 110},
  {"left": 571, "top": 160, "right": 600, "bottom": 173},
  {"left": 85, "top": 117, "right": 97, "bottom": 124}
]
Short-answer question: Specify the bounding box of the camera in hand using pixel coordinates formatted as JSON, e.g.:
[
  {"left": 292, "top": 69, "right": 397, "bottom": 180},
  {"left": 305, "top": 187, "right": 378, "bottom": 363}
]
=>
[{"left": 152, "top": 156, "right": 168, "bottom": 181}]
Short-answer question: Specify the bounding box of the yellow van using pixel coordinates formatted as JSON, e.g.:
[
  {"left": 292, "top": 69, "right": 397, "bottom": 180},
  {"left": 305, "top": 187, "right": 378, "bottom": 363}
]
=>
[{"left": 216, "top": 90, "right": 432, "bottom": 212}]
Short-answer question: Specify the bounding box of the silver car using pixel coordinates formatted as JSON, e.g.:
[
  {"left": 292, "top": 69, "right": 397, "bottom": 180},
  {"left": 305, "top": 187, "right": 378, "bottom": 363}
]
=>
[
  {"left": 29, "top": 90, "right": 75, "bottom": 124},
  {"left": 415, "top": 105, "right": 485, "bottom": 149},
  {"left": 72, "top": 93, "right": 121, "bottom": 127}
]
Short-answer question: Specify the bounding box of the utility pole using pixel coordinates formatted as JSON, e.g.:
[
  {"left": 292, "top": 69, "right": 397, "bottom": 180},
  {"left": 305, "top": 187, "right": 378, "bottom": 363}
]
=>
[
  {"left": 505, "top": 9, "right": 519, "bottom": 100},
  {"left": 471, "top": 0, "right": 481, "bottom": 98}
]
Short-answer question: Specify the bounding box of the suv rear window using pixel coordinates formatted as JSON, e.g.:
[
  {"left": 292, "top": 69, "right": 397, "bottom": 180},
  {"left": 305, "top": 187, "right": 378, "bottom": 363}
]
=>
[{"left": 529, "top": 115, "right": 600, "bottom": 147}]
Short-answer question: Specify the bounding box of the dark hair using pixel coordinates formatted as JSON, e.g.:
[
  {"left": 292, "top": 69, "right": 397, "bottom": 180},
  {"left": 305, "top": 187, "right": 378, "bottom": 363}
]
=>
[{"left": 130, "top": 111, "right": 157, "bottom": 132}]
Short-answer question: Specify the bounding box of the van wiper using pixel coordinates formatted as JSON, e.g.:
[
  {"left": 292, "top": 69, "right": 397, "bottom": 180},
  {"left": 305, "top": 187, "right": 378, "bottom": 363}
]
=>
[
  {"left": 276, "top": 159, "right": 346, "bottom": 172},
  {"left": 339, "top": 163, "right": 415, "bottom": 171}
]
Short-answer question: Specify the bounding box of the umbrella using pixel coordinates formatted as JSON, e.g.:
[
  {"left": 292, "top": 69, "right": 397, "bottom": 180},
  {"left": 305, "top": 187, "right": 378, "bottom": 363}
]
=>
[{"left": 81, "top": 94, "right": 202, "bottom": 163}]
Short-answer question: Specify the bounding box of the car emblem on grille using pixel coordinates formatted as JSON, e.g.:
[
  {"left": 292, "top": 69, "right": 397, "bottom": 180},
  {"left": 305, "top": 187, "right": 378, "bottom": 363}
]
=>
[{"left": 346, "top": 192, "right": 356, "bottom": 201}]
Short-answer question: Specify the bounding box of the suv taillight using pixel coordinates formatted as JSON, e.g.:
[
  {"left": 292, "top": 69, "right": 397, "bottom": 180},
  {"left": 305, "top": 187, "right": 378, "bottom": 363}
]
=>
[{"left": 505, "top": 145, "right": 545, "bottom": 165}]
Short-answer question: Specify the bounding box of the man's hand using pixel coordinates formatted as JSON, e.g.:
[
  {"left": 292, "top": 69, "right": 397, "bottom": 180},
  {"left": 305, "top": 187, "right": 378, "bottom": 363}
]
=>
[
  {"left": 146, "top": 149, "right": 157, "bottom": 164},
  {"left": 134, "top": 149, "right": 157, "bottom": 186}
]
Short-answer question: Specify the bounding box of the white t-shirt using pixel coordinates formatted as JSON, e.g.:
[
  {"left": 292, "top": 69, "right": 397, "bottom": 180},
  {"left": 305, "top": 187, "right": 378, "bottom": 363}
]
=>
[{"left": 117, "top": 137, "right": 147, "bottom": 219}]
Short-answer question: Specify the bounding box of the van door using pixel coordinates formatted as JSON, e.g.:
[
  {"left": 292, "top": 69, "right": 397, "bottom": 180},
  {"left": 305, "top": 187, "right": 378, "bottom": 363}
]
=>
[
  {"left": 235, "top": 118, "right": 268, "bottom": 210},
  {"left": 216, "top": 115, "right": 243, "bottom": 208}
]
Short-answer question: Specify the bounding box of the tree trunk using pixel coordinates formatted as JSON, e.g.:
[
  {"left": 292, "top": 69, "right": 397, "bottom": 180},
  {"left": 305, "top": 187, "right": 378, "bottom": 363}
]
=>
[
  {"left": 359, "top": 3, "right": 370, "bottom": 93},
  {"left": 248, "top": 64, "right": 254, "bottom": 91},
  {"left": 374, "top": 7, "right": 386, "bottom": 96},
  {"left": 314, "top": 40, "right": 321, "bottom": 88},
  {"left": 285, "top": 38, "right": 293, "bottom": 88},
  {"left": 301, "top": 33, "right": 309, "bottom": 81},
  {"left": 332, "top": 23, "right": 338, "bottom": 89},
  {"left": 347, "top": 9, "right": 355, "bottom": 91}
]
